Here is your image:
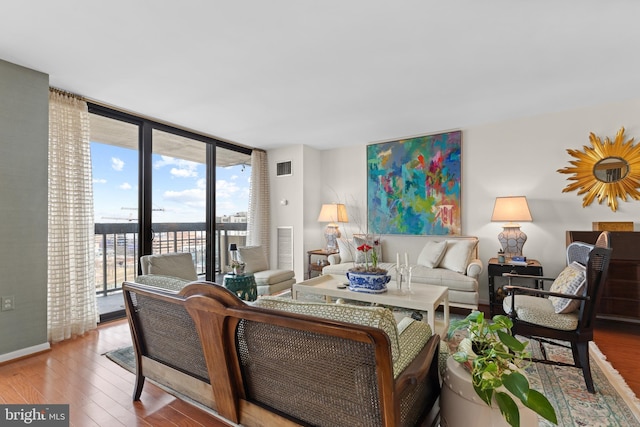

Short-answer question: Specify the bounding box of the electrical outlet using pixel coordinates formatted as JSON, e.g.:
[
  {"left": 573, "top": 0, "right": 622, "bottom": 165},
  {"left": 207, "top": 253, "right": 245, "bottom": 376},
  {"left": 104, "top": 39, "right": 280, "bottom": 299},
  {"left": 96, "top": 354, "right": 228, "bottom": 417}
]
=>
[{"left": 1, "top": 296, "right": 14, "bottom": 311}]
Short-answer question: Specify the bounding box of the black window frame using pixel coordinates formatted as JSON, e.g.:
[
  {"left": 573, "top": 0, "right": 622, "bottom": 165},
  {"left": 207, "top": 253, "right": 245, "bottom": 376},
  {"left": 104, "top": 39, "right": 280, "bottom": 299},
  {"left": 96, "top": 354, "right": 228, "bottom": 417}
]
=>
[{"left": 88, "top": 103, "right": 252, "bottom": 280}]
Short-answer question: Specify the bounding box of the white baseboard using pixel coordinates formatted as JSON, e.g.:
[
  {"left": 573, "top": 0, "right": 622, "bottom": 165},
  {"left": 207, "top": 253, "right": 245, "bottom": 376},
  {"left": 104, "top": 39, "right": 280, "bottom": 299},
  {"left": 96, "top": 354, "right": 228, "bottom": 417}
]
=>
[{"left": 0, "top": 342, "right": 50, "bottom": 363}]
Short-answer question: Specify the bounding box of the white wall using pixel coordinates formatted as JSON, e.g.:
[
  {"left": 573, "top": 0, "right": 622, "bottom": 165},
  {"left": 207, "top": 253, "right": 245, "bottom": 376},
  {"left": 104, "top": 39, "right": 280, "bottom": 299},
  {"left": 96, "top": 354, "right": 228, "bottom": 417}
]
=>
[
  {"left": 268, "top": 145, "right": 333, "bottom": 282},
  {"left": 304, "top": 97, "right": 640, "bottom": 304}
]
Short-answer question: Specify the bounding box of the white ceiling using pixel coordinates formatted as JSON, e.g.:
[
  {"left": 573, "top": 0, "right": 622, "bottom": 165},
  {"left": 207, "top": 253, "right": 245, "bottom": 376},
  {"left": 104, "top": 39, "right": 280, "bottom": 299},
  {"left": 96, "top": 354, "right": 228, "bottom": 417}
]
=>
[{"left": 3, "top": 1, "right": 640, "bottom": 151}]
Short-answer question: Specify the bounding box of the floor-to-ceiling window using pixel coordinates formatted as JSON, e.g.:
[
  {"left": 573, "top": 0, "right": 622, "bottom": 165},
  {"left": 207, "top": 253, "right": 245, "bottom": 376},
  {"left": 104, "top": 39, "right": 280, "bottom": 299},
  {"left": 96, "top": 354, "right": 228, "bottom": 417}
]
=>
[
  {"left": 151, "top": 129, "right": 208, "bottom": 274},
  {"left": 90, "top": 111, "right": 140, "bottom": 297},
  {"left": 88, "top": 104, "right": 251, "bottom": 315}
]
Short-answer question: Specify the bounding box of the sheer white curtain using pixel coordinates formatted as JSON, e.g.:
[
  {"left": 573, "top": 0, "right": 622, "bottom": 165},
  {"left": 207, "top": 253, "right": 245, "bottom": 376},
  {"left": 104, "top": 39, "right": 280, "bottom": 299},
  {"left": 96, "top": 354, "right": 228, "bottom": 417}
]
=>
[
  {"left": 48, "top": 89, "right": 98, "bottom": 343},
  {"left": 246, "top": 150, "right": 270, "bottom": 258}
]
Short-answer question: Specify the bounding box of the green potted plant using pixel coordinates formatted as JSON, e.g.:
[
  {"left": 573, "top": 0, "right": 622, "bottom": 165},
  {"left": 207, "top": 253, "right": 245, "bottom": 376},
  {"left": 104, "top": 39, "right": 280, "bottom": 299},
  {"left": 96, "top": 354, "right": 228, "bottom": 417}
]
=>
[
  {"left": 447, "top": 311, "right": 557, "bottom": 427},
  {"left": 346, "top": 240, "right": 390, "bottom": 293}
]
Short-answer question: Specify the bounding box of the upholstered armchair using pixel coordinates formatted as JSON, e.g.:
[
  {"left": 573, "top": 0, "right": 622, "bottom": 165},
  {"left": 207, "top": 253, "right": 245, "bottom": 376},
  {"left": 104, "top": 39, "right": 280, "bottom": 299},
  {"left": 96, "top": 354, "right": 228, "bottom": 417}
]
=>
[
  {"left": 237, "top": 245, "right": 295, "bottom": 295},
  {"left": 503, "top": 232, "right": 612, "bottom": 393},
  {"left": 139, "top": 252, "right": 198, "bottom": 281},
  {"left": 136, "top": 252, "right": 198, "bottom": 290}
]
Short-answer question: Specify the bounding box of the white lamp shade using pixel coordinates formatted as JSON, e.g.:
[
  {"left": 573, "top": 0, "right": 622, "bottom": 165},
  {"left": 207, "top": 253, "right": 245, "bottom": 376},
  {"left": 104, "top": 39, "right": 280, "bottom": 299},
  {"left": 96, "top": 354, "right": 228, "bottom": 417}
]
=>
[
  {"left": 317, "top": 203, "right": 349, "bottom": 224},
  {"left": 491, "top": 196, "right": 532, "bottom": 223}
]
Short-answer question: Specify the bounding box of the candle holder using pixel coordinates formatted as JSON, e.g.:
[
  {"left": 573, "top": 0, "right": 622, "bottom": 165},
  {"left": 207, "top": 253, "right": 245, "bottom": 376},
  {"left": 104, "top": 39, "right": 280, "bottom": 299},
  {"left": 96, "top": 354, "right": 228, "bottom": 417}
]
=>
[
  {"left": 406, "top": 264, "right": 414, "bottom": 292},
  {"left": 395, "top": 264, "right": 405, "bottom": 291}
]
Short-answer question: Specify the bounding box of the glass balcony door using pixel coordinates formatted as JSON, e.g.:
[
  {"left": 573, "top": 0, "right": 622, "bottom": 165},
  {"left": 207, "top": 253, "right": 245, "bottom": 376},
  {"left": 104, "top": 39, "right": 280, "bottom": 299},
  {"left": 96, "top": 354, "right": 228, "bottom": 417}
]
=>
[
  {"left": 151, "top": 129, "right": 208, "bottom": 276},
  {"left": 90, "top": 112, "right": 140, "bottom": 296},
  {"left": 215, "top": 146, "right": 251, "bottom": 274},
  {"left": 89, "top": 103, "right": 252, "bottom": 290}
]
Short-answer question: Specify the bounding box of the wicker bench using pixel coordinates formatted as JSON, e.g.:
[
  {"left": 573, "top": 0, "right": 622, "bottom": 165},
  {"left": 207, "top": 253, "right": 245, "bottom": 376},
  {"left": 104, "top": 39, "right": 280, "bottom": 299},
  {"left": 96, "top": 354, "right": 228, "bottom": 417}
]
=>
[{"left": 122, "top": 281, "right": 441, "bottom": 427}]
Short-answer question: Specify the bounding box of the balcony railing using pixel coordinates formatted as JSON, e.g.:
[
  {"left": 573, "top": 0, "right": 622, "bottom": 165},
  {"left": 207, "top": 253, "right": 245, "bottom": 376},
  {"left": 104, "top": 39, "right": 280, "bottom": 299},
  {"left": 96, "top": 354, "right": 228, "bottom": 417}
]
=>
[{"left": 94, "top": 222, "right": 247, "bottom": 296}]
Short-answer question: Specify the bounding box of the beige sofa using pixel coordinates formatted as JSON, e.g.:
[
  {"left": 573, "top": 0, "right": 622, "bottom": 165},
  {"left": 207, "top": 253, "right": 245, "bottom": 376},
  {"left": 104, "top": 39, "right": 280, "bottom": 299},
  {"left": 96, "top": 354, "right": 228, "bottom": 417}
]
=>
[{"left": 322, "top": 236, "right": 482, "bottom": 309}]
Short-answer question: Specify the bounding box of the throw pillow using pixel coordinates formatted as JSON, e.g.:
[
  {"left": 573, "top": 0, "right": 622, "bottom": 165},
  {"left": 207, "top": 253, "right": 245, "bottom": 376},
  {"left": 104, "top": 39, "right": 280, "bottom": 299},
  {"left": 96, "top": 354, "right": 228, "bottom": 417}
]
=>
[
  {"left": 337, "top": 238, "right": 354, "bottom": 263},
  {"left": 354, "top": 235, "right": 382, "bottom": 265},
  {"left": 438, "top": 239, "right": 478, "bottom": 274},
  {"left": 417, "top": 241, "right": 448, "bottom": 268},
  {"left": 549, "top": 261, "right": 587, "bottom": 314},
  {"left": 237, "top": 246, "right": 268, "bottom": 273}
]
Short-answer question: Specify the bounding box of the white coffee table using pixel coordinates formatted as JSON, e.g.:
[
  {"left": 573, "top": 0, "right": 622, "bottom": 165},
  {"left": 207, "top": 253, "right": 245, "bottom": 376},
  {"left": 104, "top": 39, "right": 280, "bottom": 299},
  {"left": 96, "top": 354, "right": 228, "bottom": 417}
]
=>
[{"left": 292, "top": 274, "right": 449, "bottom": 334}]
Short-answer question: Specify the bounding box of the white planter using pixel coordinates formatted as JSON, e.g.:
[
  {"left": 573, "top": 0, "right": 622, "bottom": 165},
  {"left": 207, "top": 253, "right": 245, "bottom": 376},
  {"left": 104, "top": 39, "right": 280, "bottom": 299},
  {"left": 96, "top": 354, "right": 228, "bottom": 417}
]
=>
[{"left": 441, "top": 356, "right": 538, "bottom": 427}]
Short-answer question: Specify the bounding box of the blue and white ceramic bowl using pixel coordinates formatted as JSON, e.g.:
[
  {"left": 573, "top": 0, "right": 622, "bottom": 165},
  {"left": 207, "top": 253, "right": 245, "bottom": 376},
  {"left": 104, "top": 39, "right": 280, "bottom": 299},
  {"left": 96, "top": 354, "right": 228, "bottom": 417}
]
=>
[{"left": 346, "top": 270, "right": 390, "bottom": 293}]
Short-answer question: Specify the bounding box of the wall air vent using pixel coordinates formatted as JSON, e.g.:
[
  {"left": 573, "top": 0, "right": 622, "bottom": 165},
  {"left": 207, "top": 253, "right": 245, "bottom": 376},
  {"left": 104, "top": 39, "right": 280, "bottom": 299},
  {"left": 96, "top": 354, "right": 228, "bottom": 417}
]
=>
[
  {"left": 277, "top": 226, "right": 293, "bottom": 270},
  {"left": 276, "top": 161, "right": 292, "bottom": 177}
]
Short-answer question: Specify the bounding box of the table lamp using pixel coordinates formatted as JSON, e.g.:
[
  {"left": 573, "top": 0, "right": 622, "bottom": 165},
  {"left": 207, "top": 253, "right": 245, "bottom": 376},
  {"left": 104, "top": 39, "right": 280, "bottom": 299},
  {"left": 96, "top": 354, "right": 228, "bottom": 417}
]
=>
[
  {"left": 229, "top": 243, "right": 238, "bottom": 264},
  {"left": 317, "top": 203, "right": 348, "bottom": 252},
  {"left": 491, "top": 196, "right": 532, "bottom": 257}
]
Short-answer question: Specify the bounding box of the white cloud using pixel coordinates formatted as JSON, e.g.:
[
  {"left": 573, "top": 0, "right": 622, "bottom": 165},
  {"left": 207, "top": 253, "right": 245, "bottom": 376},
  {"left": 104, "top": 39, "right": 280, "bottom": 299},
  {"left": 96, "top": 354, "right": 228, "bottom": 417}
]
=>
[
  {"left": 164, "top": 188, "right": 205, "bottom": 208},
  {"left": 112, "top": 157, "right": 124, "bottom": 171},
  {"left": 155, "top": 155, "right": 200, "bottom": 179},
  {"left": 119, "top": 182, "right": 132, "bottom": 190},
  {"left": 93, "top": 178, "right": 107, "bottom": 184},
  {"left": 153, "top": 155, "right": 177, "bottom": 168},
  {"left": 170, "top": 167, "right": 197, "bottom": 178},
  {"left": 230, "top": 174, "right": 238, "bottom": 181},
  {"left": 216, "top": 179, "right": 240, "bottom": 199},
  {"left": 216, "top": 199, "right": 238, "bottom": 213}
]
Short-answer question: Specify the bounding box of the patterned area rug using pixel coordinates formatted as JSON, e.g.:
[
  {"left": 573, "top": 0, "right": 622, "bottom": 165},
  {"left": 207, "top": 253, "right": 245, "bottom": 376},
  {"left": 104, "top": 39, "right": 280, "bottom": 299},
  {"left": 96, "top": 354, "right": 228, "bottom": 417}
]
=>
[
  {"left": 445, "top": 324, "right": 640, "bottom": 427},
  {"left": 106, "top": 302, "right": 640, "bottom": 426},
  {"left": 525, "top": 341, "right": 640, "bottom": 426}
]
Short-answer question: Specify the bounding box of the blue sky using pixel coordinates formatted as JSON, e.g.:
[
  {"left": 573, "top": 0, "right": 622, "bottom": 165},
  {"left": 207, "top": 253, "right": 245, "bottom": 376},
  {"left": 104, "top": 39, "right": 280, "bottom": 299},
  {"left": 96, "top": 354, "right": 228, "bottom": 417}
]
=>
[{"left": 91, "top": 142, "right": 251, "bottom": 223}]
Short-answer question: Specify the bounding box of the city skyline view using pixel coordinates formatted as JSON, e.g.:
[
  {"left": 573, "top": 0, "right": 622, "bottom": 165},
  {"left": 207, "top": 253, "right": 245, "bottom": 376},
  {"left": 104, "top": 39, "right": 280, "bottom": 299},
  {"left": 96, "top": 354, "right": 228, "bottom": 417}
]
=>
[{"left": 91, "top": 142, "right": 251, "bottom": 223}]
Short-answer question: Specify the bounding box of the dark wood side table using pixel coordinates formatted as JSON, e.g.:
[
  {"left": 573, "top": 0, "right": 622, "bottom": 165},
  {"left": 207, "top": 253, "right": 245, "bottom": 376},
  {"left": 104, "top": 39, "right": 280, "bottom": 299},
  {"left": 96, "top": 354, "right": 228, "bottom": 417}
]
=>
[
  {"left": 307, "top": 249, "right": 337, "bottom": 279},
  {"left": 487, "top": 258, "right": 543, "bottom": 317}
]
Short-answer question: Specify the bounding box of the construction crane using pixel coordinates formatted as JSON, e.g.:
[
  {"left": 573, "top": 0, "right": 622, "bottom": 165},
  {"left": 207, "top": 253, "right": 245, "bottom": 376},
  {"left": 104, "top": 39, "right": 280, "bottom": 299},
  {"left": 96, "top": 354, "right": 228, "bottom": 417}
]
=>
[{"left": 101, "top": 206, "right": 165, "bottom": 222}]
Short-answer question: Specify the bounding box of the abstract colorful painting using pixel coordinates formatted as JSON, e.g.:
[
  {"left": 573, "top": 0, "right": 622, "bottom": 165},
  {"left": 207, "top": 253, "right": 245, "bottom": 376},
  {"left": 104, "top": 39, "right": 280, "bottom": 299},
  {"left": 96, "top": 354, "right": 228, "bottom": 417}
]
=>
[{"left": 367, "top": 130, "right": 461, "bottom": 235}]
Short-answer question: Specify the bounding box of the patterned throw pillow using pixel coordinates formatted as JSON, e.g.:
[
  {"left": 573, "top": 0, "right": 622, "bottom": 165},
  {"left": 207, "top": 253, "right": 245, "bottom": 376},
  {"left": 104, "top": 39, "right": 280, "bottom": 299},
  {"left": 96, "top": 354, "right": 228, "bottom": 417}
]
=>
[
  {"left": 549, "top": 261, "right": 587, "bottom": 314},
  {"left": 353, "top": 235, "right": 382, "bottom": 264}
]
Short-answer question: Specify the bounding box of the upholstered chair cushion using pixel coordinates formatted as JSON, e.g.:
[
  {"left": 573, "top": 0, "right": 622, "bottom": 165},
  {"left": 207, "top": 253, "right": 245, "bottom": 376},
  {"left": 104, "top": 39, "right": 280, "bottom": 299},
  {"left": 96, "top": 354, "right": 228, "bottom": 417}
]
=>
[
  {"left": 417, "top": 240, "right": 448, "bottom": 268},
  {"left": 140, "top": 253, "right": 198, "bottom": 281},
  {"left": 253, "top": 297, "right": 401, "bottom": 362},
  {"left": 134, "top": 274, "right": 191, "bottom": 291},
  {"left": 393, "top": 317, "right": 433, "bottom": 378},
  {"left": 253, "top": 269, "right": 295, "bottom": 286},
  {"left": 438, "top": 239, "right": 478, "bottom": 274},
  {"left": 548, "top": 262, "right": 586, "bottom": 314},
  {"left": 238, "top": 246, "right": 269, "bottom": 273},
  {"left": 503, "top": 295, "right": 579, "bottom": 331}
]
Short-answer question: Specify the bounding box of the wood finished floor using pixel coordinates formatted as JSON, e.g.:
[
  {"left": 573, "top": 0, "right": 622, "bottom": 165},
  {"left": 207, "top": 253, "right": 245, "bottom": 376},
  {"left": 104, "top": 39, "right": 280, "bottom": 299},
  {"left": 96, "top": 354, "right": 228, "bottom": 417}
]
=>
[
  {"left": 0, "top": 319, "right": 230, "bottom": 427},
  {"left": 0, "top": 315, "right": 638, "bottom": 427}
]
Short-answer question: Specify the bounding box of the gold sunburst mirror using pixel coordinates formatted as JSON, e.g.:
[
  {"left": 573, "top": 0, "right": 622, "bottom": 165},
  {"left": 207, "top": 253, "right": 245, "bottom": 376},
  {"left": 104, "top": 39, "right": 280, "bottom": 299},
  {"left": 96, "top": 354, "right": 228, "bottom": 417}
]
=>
[{"left": 557, "top": 127, "right": 640, "bottom": 212}]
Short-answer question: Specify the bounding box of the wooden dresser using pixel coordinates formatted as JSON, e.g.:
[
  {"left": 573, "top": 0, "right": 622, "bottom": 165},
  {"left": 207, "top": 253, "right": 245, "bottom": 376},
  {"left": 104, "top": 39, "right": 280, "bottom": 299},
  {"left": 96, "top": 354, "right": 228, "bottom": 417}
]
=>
[{"left": 567, "top": 231, "right": 640, "bottom": 323}]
